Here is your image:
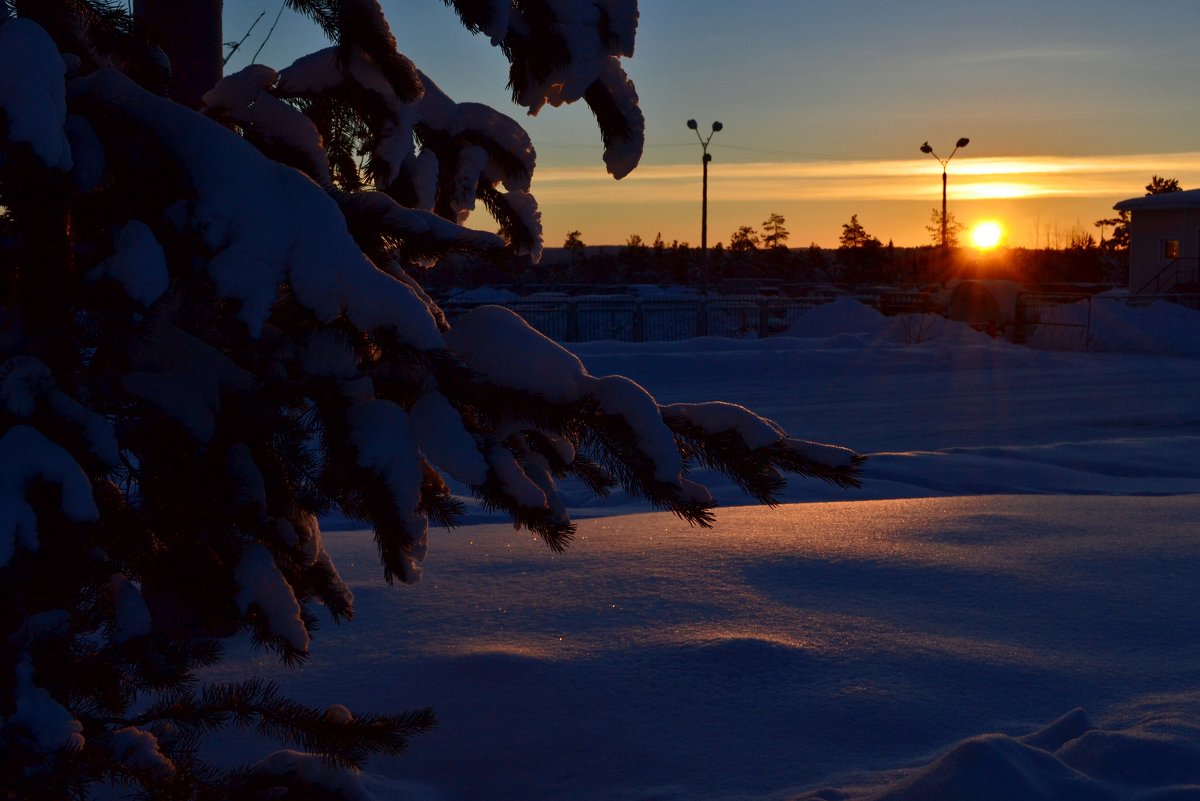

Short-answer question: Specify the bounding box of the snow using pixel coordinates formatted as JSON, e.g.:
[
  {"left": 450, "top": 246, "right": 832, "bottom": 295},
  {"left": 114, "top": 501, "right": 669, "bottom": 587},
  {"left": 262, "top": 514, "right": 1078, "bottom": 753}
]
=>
[
  {"left": 0, "top": 425, "right": 98, "bottom": 566},
  {"left": 448, "top": 145, "right": 488, "bottom": 221},
  {"left": 591, "top": 374, "right": 681, "bottom": 483},
  {"left": 203, "top": 65, "right": 332, "bottom": 186},
  {"left": 597, "top": 0, "right": 639, "bottom": 57},
  {"left": 486, "top": 445, "right": 548, "bottom": 509},
  {"left": 275, "top": 48, "right": 342, "bottom": 95},
  {"left": 121, "top": 321, "right": 254, "bottom": 443},
  {"left": 235, "top": 543, "right": 311, "bottom": 653},
  {"left": 1, "top": 355, "right": 53, "bottom": 416},
  {"left": 783, "top": 295, "right": 888, "bottom": 337},
  {"left": 108, "top": 727, "right": 174, "bottom": 778},
  {"left": 498, "top": 189, "right": 544, "bottom": 261},
  {"left": 63, "top": 114, "right": 105, "bottom": 191},
  {"left": 1088, "top": 298, "right": 1200, "bottom": 355},
  {"left": 89, "top": 220, "right": 169, "bottom": 308},
  {"left": 479, "top": 0, "right": 510, "bottom": 43},
  {"left": 443, "top": 305, "right": 591, "bottom": 404},
  {"left": 346, "top": 399, "right": 428, "bottom": 582},
  {"left": 106, "top": 574, "right": 153, "bottom": 643},
  {"left": 334, "top": 190, "right": 504, "bottom": 256},
  {"left": 417, "top": 73, "right": 535, "bottom": 189},
  {"left": 227, "top": 444, "right": 267, "bottom": 511},
  {"left": 401, "top": 148, "right": 439, "bottom": 210},
  {"left": 0, "top": 18, "right": 71, "bottom": 169},
  {"left": 250, "top": 750, "right": 373, "bottom": 800},
  {"left": 780, "top": 296, "right": 1000, "bottom": 348},
  {"left": 409, "top": 391, "right": 489, "bottom": 486},
  {"left": 2, "top": 356, "right": 119, "bottom": 465},
  {"left": 593, "top": 57, "right": 645, "bottom": 180},
  {"left": 71, "top": 68, "right": 444, "bottom": 349},
  {"left": 445, "top": 286, "right": 521, "bottom": 304},
  {"left": 7, "top": 655, "right": 85, "bottom": 753},
  {"left": 661, "top": 401, "right": 784, "bottom": 450},
  {"left": 201, "top": 297, "right": 1200, "bottom": 800}
]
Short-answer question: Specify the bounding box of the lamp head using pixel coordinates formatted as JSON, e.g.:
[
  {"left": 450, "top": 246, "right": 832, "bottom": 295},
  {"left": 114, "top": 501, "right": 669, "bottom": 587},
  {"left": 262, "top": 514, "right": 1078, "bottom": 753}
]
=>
[
  {"left": 956, "top": 137, "right": 970, "bottom": 148},
  {"left": 920, "top": 142, "right": 933, "bottom": 154},
  {"left": 687, "top": 119, "right": 698, "bottom": 130},
  {"left": 712, "top": 121, "right": 723, "bottom": 132}
]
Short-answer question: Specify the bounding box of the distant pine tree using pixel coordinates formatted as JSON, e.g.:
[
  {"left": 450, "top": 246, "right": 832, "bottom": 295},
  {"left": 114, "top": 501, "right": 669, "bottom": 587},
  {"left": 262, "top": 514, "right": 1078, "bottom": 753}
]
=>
[
  {"left": 761, "top": 212, "right": 789, "bottom": 249},
  {"left": 0, "top": 2, "right": 862, "bottom": 797},
  {"left": 1145, "top": 175, "right": 1182, "bottom": 195}
]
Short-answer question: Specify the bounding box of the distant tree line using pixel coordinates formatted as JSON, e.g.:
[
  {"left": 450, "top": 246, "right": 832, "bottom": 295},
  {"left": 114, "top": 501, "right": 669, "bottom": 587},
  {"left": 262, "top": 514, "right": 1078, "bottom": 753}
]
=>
[{"left": 424, "top": 178, "right": 1194, "bottom": 293}]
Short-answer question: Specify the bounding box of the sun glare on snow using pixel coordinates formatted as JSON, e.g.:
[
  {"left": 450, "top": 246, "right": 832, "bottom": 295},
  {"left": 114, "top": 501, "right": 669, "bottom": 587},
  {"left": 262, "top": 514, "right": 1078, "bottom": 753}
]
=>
[{"left": 971, "top": 221, "right": 1004, "bottom": 249}]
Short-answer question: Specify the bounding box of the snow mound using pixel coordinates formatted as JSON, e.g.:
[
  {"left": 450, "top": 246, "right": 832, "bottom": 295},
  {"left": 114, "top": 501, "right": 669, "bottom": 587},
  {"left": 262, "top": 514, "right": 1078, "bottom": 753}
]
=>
[
  {"left": 1089, "top": 299, "right": 1200, "bottom": 355},
  {"left": 784, "top": 297, "right": 886, "bottom": 338},
  {"left": 798, "top": 706, "right": 1200, "bottom": 801},
  {"left": 783, "top": 299, "right": 1005, "bottom": 348},
  {"left": 879, "top": 313, "right": 999, "bottom": 347},
  {"left": 447, "top": 286, "right": 521, "bottom": 304}
]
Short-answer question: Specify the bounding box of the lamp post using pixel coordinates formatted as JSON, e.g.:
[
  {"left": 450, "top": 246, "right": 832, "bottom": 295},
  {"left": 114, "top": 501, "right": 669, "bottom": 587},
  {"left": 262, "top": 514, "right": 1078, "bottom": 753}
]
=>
[
  {"left": 688, "top": 119, "right": 723, "bottom": 290},
  {"left": 920, "top": 137, "right": 969, "bottom": 248}
]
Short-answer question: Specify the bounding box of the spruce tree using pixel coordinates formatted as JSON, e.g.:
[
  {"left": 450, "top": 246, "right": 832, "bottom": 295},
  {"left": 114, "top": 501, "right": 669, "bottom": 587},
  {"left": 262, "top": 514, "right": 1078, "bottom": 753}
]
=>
[{"left": 0, "top": 2, "right": 862, "bottom": 797}]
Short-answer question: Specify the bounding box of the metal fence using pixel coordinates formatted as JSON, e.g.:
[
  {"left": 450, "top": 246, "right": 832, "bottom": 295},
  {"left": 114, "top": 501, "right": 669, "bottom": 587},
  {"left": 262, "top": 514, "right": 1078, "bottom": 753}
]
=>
[
  {"left": 1014, "top": 293, "right": 1092, "bottom": 350},
  {"left": 446, "top": 292, "right": 1199, "bottom": 350},
  {"left": 443, "top": 296, "right": 827, "bottom": 342}
]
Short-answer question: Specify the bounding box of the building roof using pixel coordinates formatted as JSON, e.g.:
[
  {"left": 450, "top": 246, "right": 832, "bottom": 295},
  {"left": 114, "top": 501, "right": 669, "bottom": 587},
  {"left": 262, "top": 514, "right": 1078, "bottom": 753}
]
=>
[{"left": 1114, "top": 188, "right": 1200, "bottom": 212}]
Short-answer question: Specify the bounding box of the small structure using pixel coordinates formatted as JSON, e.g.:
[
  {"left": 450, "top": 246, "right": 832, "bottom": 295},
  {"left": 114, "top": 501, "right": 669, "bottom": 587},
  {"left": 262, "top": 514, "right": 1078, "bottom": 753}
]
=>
[
  {"left": 946, "top": 279, "right": 1022, "bottom": 336},
  {"left": 1114, "top": 189, "right": 1200, "bottom": 294}
]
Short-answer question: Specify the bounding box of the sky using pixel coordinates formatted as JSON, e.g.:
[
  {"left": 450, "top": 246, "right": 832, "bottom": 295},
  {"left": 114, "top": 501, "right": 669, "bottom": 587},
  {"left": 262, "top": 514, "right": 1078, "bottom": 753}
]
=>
[{"left": 223, "top": 0, "right": 1200, "bottom": 249}]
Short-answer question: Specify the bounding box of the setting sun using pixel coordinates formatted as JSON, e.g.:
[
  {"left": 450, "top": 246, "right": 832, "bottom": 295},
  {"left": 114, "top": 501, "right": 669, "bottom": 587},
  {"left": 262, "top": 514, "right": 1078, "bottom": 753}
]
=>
[{"left": 971, "top": 221, "right": 1004, "bottom": 249}]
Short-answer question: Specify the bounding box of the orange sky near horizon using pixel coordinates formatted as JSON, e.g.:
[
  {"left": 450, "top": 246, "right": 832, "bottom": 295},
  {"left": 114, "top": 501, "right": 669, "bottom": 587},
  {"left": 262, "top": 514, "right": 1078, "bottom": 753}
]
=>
[{"left": 529, "top": 152, "right": 1200, "bottom": 250}]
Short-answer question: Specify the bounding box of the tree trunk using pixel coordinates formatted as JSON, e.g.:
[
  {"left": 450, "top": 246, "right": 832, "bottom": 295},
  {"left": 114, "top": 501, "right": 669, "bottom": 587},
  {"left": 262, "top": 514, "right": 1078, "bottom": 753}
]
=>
[{"left": 134, "top": 0, "right": 223, "bottom": 108}]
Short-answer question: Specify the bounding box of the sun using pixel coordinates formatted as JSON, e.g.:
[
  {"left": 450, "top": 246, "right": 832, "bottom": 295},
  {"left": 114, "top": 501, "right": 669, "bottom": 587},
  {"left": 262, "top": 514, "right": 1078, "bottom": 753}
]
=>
[{"left": 971, "top": 221, "right": 1004, "bottom": 249}]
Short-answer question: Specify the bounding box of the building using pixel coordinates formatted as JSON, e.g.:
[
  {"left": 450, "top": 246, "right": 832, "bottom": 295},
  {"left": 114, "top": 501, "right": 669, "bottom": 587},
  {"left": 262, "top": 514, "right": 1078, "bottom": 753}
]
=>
[{"left": 1114, "top": 189, "right": 1200, "bottom": 295}]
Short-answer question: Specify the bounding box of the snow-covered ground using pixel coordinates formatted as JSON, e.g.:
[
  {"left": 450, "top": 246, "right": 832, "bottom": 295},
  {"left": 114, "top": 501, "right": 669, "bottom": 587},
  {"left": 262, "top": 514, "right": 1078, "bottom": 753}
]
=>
[{"left": 212, "top": 299, "right": 1200, "bottom": 801}]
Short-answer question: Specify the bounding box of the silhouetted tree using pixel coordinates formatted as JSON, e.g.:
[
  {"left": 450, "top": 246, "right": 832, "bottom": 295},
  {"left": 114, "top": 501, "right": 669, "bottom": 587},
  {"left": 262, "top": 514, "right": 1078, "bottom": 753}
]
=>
[
  {"left": 729, "top": 225, "right": 761, "bottom": 251},
  {"left": 564, "top": 230, "right": 586, "bottom": 250},
  {"left": 838, "top": 214, "right": 877, "bottom": 250},
  {"left": 837, "top": 215, "right": 886, "bottom": 284},
  {"left": 803, "top": 243, "right": 828, "bottom": 280},
  {"left": 1146, "top": 175, "right": 1182, "bottom": 195},
  {"left": 761, "top": 212, "right": 789, "bottom": 249},
  {"left": 1095, "top": 214, "right": 1129, "bottom": 251},
  {"left": 925, "top": 208, "right": 965, "bottom": 248}
]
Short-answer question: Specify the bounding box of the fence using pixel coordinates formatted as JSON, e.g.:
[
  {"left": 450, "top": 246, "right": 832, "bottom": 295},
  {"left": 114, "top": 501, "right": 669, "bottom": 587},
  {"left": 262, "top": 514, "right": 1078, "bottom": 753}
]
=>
[
  {"left": 443, "top": 296, "right": 828, "bottom": 343},
  {"left": 1013, "top": 293, "right": 1092, "bottom": 350},
  {"left": 447, "top": 292, "right": 1197, "bottom": 350}
]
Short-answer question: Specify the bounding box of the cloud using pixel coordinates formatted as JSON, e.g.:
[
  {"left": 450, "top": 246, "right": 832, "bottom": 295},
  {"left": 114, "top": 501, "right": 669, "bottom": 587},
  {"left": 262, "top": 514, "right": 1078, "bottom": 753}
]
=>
[
  {"left": 532, "top": 153, "right": 1200, "bottom": 204},
  {"left": 930, "top": 45, "right": 1120, "bottom": 66}
]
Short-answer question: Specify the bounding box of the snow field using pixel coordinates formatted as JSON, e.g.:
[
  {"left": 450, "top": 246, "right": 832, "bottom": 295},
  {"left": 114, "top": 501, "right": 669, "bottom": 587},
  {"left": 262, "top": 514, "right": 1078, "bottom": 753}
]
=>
[
  {"left": 206, "top": 299, "right": 1200, "bottom": 799},
  {"left": 214, "top": 496, "right": 1200, "bottom": 800}
]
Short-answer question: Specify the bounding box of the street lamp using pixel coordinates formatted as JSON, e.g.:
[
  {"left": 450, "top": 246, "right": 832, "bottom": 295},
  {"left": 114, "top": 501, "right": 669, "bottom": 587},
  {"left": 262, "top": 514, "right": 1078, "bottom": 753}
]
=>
[
  {"left": 920, "top": 136, "right": 969, "bottom": 248},
  {"left": 688, "top": 119, "right": 723, "bottom": 283}
]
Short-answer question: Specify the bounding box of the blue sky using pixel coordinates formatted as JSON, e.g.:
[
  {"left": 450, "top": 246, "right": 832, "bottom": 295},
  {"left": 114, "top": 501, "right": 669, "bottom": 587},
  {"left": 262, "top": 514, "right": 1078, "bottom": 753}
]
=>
[{"left": 223, "top": 1, "right": 1200, "bottom": 247}]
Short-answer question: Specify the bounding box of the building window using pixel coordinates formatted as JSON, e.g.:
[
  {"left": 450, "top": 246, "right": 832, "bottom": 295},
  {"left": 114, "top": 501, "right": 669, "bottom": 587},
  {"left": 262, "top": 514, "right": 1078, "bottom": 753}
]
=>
[{"left": 1163, "top": 239, "right": 1180, "bottom": 259}]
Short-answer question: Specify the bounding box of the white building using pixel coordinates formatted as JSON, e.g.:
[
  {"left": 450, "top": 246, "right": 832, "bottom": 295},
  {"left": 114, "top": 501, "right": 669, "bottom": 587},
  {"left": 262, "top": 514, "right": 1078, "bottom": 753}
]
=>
[{"left": 1114, "top": 189, "right": 1200, "bottom": 294}]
